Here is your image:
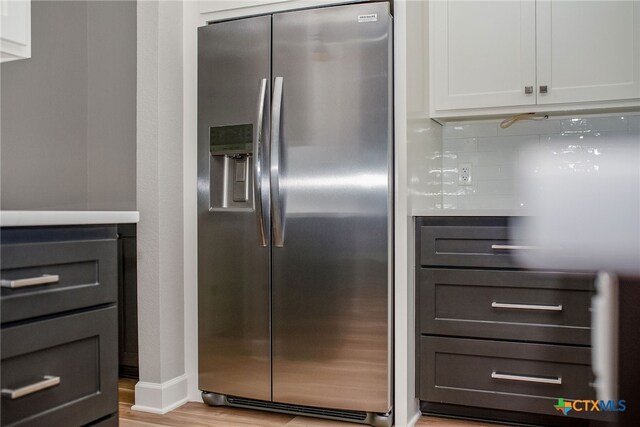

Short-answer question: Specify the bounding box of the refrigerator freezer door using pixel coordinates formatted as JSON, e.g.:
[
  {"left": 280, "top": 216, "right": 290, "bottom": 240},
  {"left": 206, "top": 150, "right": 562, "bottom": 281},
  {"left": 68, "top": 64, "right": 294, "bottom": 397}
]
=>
[
  {"left": 197, "top": 16, "right": 272, "bottom": 401},
  {"left": 271, "top": 3, "right": 393, "bottom": 413}
]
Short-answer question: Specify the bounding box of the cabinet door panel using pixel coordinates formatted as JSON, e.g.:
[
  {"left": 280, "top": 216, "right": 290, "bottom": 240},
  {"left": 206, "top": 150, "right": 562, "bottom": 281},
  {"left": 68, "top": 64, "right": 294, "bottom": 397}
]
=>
[
  {"left": 0, "top": 0, "right": 31, "bottom": 62},
  {"left": 1, "top": 307, "right": 117, "bottom": 427},
  {"left": 431, "top": 0, "right": 536, "bottom": 111},
  {"left": 418, "top": 336, "right": 598, "bottom": 419},
  {"left": 536, "top": 0, "right": 640, "bottom": 104}
]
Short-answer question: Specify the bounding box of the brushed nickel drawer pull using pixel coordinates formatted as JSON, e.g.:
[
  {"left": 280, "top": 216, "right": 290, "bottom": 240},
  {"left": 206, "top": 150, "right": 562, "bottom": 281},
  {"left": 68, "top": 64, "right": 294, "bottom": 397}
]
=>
[
  {"left": 492, "top": 302, "right": 563, "bottom": 312},
  {"left": 0, "top": 274, "right": 60, "bottom": 289},
  {"left": 491, "top": 372, "right": 561, "bottom": 385},
  {"left": 1, "top": 376, "right": 61, "bottom": 399},
  {"left": 491, "top": 244, "right": 538, "bottom": 251}
]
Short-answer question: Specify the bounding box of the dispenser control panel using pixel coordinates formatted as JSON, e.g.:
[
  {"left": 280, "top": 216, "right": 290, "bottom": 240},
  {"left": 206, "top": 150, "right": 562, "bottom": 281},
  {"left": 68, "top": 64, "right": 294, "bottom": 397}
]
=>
[
  {"left": 208, "top": 123, "right": 254, "bottom": 210},
  {"left": 209, "top": 124, "right": 253, "bottom": 155}
]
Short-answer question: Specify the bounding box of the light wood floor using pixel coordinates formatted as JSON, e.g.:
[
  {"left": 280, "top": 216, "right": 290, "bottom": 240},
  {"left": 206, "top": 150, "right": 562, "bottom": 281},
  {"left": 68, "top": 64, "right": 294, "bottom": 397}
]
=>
[{"left": 118, "top": 379, "right": 498, "bottom": 427}]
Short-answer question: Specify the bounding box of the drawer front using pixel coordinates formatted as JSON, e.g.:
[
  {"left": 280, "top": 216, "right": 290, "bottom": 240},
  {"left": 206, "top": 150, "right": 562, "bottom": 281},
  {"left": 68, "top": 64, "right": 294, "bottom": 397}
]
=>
[
  {"left": 1, "top": 239, "right": 116, "bottom": 323},
  {"left": 420, "top": 225, "right": 522, "bottom": 268},
  {"left": 87, "top": 414, "right": 118, "bottom": 427},
  {"left": 419, "top": 336, "right": 596, "bottom": 418},
  {"left": 1, "top": 306, "right": 118, "bottom": 427},
  {"left": 418, "top": 269, "right": 595, "bottom": 345}
]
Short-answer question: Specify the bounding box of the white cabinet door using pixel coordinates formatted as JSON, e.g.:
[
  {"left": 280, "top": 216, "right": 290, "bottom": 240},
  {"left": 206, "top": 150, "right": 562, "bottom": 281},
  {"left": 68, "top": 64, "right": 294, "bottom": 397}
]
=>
[
  {"left": 536, "top": 0, "right": 640, "bottom": 105},
  {"left": 1, "top": 0, "right": 31, "bottom": 62},
  {"left": 431, "top": 0, "right": 536, "bottom": 112}
]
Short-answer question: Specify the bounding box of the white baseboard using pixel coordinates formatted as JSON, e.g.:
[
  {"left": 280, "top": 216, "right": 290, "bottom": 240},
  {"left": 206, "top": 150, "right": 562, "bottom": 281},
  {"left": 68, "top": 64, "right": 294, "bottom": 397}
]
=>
[
  {"left": 132, "top": 374, "right": 189, "bottom": 414},
  {"left": 407, "top": 409, "right": 422, "bottom": 427},
  {"left": 189, "top": 390, "right": 204, "bottom": 403}
]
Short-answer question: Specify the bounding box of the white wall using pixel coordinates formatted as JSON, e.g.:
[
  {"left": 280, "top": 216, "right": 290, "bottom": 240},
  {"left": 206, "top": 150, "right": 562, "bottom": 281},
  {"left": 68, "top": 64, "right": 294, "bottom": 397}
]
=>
[
  {"left": 182, "top": 0, "right": 201, "bottom": 403},
  {"left": 1, "top": 1, "right": 88, "bottom": 210},
  {"left": 406, "top": 0, "right": 443, "bottom": 214},
  {"left": 0, "top": 1, "right": 136, "bottom": 211},
  {"left": 396, "top": 0, "right": 440, "bottom": 425},
  {"left": 134, "top": 0, "right": 187, "bottom": 414},
  {"left": 86, "top": 1, "right": 137, "bottom": 211}
]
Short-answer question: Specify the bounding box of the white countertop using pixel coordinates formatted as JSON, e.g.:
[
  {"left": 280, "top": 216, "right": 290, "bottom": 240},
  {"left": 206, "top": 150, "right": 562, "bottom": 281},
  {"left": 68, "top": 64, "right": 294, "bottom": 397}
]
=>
[
  {"left": 0, "top": 211, "right": 140, "bottom": 227},
  {"left": 411, "top": 209, "right": 530, "bottom": 217}
]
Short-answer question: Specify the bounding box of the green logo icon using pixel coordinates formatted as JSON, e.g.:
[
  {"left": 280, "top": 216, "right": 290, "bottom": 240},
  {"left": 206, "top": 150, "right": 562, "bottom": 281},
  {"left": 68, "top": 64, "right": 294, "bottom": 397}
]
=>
[{"left": 555, "top": 398, "right": 572, "bottom": 415}]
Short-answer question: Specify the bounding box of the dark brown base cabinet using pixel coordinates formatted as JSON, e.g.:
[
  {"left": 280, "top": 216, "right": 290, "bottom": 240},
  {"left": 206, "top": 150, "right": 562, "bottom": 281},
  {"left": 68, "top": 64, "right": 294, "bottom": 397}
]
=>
[
  {"left": 416, "top": 217, "right": 606, "bottom": 426},
  {"left": 617, "top": 277, "right": 640, "bottom": 427},
  {"left": 1, "top": 226, "right": 119, "bottom": 427},
  {"left": 118, "top": 224, "right": 138, "bottom": 379}
]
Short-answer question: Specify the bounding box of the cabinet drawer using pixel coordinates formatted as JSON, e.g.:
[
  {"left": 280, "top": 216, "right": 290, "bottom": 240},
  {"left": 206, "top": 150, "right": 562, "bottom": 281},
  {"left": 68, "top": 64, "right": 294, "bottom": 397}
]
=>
[
  {"left": 419, "top": 224, "right": 528, "bottom": 268},
  {"left": 418, "top": 269, "right": 595, "bottom": 345},
  {"left": 88, "top": 414, "right": 118, "bottom": 427},
  {"left": 1, "top": 306, "right": 118, "bottom": 427},
  {"left": 1, "top": 239, "right": 116, "bottom": 323},
  {"left": 419, "top": 336, "right": 596, "bottom": 418}
]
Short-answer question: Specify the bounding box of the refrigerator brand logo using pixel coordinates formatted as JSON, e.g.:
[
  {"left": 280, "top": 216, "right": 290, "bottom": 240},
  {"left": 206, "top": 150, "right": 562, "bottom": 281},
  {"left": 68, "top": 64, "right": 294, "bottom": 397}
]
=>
[
  {"left": 357, "top": 14, "right": 377, "bottom": 23},
  {"left": 554, "top": 398, "right": 627, "bottom": 415}
]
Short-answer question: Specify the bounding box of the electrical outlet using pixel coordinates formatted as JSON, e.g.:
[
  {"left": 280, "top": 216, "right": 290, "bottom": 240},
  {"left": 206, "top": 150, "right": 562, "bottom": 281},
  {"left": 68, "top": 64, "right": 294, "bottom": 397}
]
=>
[{"left": 459, "top": 163, "right": 472, "bottom": 186}]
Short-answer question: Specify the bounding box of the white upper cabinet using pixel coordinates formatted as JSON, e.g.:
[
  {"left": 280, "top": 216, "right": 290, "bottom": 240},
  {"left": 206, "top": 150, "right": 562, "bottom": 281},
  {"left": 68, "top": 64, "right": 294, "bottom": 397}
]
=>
[
  {"left": 430, "top": 0, "right": 640, "bottom": 118},
  {"left": 536, "top": 0, "right": 640, "bottom": 105},
  {"left": 430, "top": 0, "right": 536, "bottom": 111},
  {"left": 1, "top": 0, "right": 31, "bottom": 62}
]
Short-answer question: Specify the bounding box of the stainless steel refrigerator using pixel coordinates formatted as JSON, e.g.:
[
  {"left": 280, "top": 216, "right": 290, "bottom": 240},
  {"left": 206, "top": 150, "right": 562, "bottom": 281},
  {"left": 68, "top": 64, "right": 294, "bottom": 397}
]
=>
[{"left": 197, "top": 3, "right": 393, "bottom": 426}]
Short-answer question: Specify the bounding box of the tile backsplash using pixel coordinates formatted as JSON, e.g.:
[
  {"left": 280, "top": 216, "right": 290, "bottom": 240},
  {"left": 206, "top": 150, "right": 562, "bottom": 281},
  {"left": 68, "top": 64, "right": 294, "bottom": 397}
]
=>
[{"left": 441, "top": 113, "right": 640, "bottom": 211}]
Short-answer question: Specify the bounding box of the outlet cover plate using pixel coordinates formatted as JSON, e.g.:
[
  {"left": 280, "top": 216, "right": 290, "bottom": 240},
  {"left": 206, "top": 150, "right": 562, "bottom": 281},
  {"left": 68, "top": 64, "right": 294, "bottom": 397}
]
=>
[{"left": 459, "top": 163, "right": 472, "bottom": 186}]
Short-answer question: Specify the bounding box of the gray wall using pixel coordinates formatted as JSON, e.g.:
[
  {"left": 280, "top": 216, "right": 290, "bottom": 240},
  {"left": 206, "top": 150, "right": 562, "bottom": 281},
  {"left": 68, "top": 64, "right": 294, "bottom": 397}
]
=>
[{"left": 1, "top": 0, "right": 136, "bottom": 211}]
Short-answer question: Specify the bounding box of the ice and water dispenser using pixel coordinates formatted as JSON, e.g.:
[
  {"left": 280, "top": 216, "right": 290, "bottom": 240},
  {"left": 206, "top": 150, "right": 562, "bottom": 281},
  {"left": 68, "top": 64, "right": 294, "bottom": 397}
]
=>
[{"left": 209, "top": 124, "right": 254, "bottom": 210}]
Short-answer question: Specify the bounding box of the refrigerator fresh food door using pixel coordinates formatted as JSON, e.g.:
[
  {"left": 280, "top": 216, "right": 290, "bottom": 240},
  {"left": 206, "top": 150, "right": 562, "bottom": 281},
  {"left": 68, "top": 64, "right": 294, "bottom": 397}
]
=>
[
  {"left": 271, "top": 3, "right": 393, "bottom": 413},
  {"left": 197, "top": 15, "right": 272, "bottom": 401}
]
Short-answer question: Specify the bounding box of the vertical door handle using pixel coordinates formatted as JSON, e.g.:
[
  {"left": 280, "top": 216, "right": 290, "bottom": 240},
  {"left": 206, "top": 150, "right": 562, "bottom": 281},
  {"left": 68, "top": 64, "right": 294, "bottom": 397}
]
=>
[
  {"left": 254, "top": 78, "right": 269, "bottom": 247},
  {"left": 524, "top": 86, "right": 533, "bottom": 94},
  {"left": 592, "top": 272, "right": 619, "bottom": 401},
  {"left": 270, "top": 76, "right": 285, "bottom": 248}
]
